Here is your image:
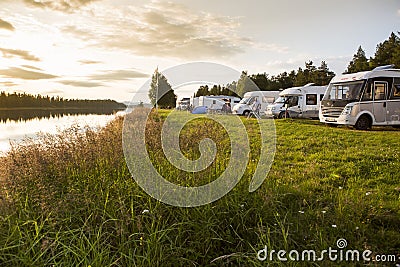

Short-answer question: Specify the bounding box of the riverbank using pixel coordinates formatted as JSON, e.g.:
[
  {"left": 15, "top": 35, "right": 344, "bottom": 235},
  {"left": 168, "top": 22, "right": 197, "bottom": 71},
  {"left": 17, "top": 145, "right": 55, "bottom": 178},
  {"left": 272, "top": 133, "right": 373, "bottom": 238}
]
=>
[{"left": 0, "top": 109, "right": 399, "bottom": 266}]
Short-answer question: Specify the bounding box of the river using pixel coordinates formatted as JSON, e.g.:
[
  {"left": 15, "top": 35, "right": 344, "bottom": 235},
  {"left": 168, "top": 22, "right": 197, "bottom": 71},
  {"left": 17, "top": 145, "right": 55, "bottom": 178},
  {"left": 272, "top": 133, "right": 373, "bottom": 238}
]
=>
[{"left": 0, "top": 110, "right": 126, "bottom": 154}]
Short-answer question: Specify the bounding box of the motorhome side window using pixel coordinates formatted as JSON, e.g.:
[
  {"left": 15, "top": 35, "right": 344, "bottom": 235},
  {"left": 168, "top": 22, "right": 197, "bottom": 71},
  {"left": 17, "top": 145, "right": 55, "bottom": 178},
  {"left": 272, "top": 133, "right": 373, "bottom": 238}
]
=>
[
  {"left": 391, "top": 78, "right": 400, "bottom": 99},
  {"left": 306, "top": 94, "right": 317, "bottom": 105},
  {"left": 373, "top": 82, "right": 387, "bottom": 100},
  {"left": 362, "top": 82, "right": 373, "bottom": 101},
  {"left": 286, "top": 96, "right": 298, "bottom": 107}
]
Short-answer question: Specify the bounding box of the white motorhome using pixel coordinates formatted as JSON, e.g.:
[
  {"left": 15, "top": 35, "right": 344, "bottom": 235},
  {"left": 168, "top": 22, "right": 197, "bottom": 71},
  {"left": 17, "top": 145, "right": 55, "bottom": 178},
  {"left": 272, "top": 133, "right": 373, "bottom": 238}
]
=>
[
  {"left": 190, "top": 97, "right": 199, "bottom": 108},
  {"left": 176, "top": 97, "right": 190, "bottom": 110},
  {"left": 265, "top": 84, "right": 327, "bottom": 119},
  {"left": 232, "top": 91, "right": 280, "bottom": 116},
  {"left": 190, "top": 95, "right": 241, "bottom": 112},
  {"left": 199, "top": 96, "right": 226, "bottom": 112},
  {"left": 319, "top": 65, "right": 400, "bottom": 130}
]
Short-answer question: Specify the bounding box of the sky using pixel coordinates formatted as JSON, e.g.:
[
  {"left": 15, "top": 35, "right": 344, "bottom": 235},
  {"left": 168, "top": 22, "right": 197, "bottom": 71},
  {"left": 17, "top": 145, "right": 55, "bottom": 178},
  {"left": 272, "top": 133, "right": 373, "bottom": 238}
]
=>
[{"left": 0, "top": 0, "right": 399, "bottom": 103}]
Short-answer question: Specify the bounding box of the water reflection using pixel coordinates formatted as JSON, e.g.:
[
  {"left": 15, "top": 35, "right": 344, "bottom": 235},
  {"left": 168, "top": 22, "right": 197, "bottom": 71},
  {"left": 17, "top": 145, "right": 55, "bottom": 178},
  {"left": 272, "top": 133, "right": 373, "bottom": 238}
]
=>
[
  {"left": 0, "top": 109, "right": 126, "bottom": 154},
  {"left": 0, "top": 108, "right": 123, "bottom": 123}
]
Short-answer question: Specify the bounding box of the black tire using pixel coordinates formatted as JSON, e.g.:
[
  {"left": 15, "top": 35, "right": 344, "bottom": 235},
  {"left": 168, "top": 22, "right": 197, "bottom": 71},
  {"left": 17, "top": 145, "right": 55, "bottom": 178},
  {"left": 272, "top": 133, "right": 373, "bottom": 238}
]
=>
[
  {"left": 326, "top": 123, "right": 338, "bottom": 127},
  {"left": 354, "top": 115, "right": 372, "bottom": 130},
  {"left": 243, "top": 110, "right": 250, "bottom": 117},
  {"left": 278, "top": 111, "right": 289, "bottom": 119}
]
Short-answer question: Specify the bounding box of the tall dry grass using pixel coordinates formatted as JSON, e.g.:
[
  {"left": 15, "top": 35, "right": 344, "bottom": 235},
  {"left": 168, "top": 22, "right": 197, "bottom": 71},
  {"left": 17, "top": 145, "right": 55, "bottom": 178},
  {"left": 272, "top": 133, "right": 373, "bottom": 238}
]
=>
[{"left": 0, "top": 109, "right": 399, "bottom": 266}]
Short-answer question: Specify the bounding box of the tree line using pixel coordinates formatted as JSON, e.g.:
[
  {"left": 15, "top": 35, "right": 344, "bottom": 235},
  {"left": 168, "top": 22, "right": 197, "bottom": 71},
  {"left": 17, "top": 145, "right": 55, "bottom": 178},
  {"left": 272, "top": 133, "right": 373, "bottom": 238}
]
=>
[
  {"left": 0, "top": 91, "right": 126, "bottom": 110},
  {"left": 192, "top": 61, "right": 335, "bottom": 97},
  {"left": 345, "top": 32, "right": 400, "bottom": 73}
]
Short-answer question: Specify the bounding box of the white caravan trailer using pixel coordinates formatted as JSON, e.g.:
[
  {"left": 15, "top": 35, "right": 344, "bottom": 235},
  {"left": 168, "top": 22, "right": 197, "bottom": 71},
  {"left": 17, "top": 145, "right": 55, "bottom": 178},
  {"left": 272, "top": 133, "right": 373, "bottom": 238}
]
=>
[
  {"left": 319, "top": 65, "right": 400, "bottom": 130},
  {"left": 265, "top": 84, "right": 327, "bottom": 119},
  {"left": 232, "top": 91, "right": 280, "bottom": 116}
]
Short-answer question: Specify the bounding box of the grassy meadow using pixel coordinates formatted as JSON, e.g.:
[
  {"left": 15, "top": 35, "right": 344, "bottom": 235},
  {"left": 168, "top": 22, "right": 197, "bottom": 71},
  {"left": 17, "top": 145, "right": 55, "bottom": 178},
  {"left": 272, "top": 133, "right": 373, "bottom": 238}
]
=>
[{"left": 0, "top": 109, "right": 399, "bottom": 266}]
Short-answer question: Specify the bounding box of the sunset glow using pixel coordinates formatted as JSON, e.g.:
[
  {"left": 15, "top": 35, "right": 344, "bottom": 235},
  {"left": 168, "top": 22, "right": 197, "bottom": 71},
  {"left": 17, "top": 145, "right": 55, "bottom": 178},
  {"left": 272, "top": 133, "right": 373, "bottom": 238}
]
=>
[{"left": 0, "top": 0, "right": 399, "bottom": 102}]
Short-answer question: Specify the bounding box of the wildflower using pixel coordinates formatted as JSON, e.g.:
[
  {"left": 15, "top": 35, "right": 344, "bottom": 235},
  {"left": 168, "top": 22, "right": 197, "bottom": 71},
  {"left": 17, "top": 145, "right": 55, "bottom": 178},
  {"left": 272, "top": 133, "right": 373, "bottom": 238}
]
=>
[
  {"left": 142, "top": 209, "right": 150, "bottom": 214},
  {"left": 339, "top": 186, "right": 343, "bottom": 190},
  {"left": 298, "top": 211, "right": 304, "bottom": 214},
  {"left": 321, "top": 210, "right": 327, "bottom": 214},
  {"left": 365, "top": 192, "right": 372, "bottom": 196},
  {"left": 355, "top": 227, "right": 359, "bottom": 230},
  {"left": 332, "top": 224, "right": 337, "bottom": 228}
]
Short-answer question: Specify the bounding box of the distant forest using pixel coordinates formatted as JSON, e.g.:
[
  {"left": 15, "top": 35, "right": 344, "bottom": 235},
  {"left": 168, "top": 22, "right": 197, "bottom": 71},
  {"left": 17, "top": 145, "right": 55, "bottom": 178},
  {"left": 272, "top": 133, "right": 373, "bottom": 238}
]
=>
[
  {"left": 195, "top": 32, "right": 400, "bottom": 97},
  {"left": 0, "top": 91, "right": 126, "bottom": 110}
]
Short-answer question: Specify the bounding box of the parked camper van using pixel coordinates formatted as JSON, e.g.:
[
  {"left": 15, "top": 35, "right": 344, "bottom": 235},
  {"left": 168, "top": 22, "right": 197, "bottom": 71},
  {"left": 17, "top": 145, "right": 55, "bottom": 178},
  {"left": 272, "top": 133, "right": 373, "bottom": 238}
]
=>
[
  {"left": 232, "top": 91, "right": 280, "bottom": 116},
  {"left": 319, "top": 65, "right": 400, "bottom": 130},
  {"left": 265, "top": 84, "right": 327, "bottom": 119},
  {"left": 176, "top": 97, "right": 190, "bottom": 110},
  {"left": 190, "top": 95, "right": 241, "bottom": 113},
  {"left": 199, "top": 96, "right": 226, "bottom": 113}
]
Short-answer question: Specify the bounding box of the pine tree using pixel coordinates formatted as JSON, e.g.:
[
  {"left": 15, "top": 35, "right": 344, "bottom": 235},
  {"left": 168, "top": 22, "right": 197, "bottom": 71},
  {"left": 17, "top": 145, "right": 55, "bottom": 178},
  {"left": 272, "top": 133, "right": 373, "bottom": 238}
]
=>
[
  {"left": 249, "top": 73, "right": 269, "bottom": 91},
  {"left": 236, "top": 71, "right": 258, "bottom": 97},
  {"left": 345, "top": 46, "right": 371, "bottom": 73},
  {"left": 370, "top": 32, "right": 400, "bottom": 68},
  {"left": 195, "top": 85, "right": 209, "bottom": 97},
  {"left": 148, "top": 68, "right": 177, "bottom": 108},
  {"left": 294, "top": 67, "right": 306, "bottom": 86},
  {"left": 316, "top": 61, "right": 335, "bottom": 85}
]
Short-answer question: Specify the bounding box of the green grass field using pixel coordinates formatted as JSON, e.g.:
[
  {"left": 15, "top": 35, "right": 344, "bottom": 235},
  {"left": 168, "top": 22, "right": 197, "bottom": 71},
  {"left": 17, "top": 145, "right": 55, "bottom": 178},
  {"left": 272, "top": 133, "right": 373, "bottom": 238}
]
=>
[{"left": 0, "top": 109, "right": 399, "bottom": 266}]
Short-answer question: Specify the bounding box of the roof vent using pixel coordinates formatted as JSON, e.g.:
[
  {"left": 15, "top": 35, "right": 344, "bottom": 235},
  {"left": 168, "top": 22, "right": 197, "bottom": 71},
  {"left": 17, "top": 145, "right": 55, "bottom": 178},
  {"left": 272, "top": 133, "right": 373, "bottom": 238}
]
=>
[{"left": 373, "top": 65, "right": 395, "bottom": 71}]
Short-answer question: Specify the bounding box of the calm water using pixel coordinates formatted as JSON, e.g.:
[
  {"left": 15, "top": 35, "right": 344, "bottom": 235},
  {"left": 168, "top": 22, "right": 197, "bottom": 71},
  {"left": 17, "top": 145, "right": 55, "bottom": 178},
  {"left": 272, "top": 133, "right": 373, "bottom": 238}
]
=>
[{"left": 0, "top": 111, "right": 126, "bottom": 154}]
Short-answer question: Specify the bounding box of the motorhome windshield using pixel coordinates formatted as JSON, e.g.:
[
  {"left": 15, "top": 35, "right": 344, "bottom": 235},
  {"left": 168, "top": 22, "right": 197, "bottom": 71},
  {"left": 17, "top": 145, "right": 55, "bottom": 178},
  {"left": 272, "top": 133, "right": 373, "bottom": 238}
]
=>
[
  {"left": 239, "top": 97, "right": 250, "bottom": 104},
  {"left": 274, "top": 96, "right": 285, "bottom": 104},
  {"left": 323, "top": 81, "right": 365, "bottom": 101}
]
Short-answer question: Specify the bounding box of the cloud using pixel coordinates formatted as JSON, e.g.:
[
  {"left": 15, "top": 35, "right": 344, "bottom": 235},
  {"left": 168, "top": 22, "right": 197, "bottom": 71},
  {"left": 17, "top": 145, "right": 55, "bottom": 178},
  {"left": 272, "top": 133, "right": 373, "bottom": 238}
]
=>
[
  {"left": 0, "top": 67, "right": 58, "bottom": 80},
  {"left": 59, "top": 80, "right": 103, "bottom": 87},
  {"left": 0, "top": 81, "right": 18, "bottom": 87},
  {"left": 0, "top": 48, "right": 40, "bottom": 61},
  {"left": 88, "top": 69, "right": 149, "bottom": 81},
  {"left": 0, "top": 18, "right": 15, "bottom": 31},
  {"left": 41, "top": 88, "right": 64, "bottom": 95},
  {"left": 21, "top": 65, "right": 44, "bottom": 71},
  {"left": 62, "top": 25, "right": 97, "bottom": 41},
  {"left": 62, "top": 1, "right": 252, "bottom": 60},
  {"left": 57, "top": 68, "right": 148, "bottom": 88},
  {"left": 22, "top": 0, "right": 99, "bottom": 12},
  {"left": 254, "top": 43, "right": 289, "bottom": 54},
  {"left": 59, "top": 80, "right": 103, "bottom": 88},
  {"left": 79, "top": 59, "right": 102, "bottom": 65}
]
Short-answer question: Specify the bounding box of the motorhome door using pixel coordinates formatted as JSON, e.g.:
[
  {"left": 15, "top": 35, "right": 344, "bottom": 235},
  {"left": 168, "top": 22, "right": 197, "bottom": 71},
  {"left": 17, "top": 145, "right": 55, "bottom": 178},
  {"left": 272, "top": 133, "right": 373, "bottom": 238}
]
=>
[{"left": 373, "top": 81, "right": 387, "bottom": 123}]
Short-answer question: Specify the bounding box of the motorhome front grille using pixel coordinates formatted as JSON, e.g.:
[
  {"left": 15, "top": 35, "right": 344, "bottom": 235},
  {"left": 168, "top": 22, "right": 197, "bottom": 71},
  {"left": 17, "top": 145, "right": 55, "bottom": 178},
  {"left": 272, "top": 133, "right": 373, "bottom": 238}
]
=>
[{"left": 321, "top": 107, "right": 344, "bottom": 118}]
